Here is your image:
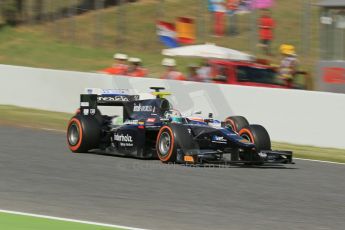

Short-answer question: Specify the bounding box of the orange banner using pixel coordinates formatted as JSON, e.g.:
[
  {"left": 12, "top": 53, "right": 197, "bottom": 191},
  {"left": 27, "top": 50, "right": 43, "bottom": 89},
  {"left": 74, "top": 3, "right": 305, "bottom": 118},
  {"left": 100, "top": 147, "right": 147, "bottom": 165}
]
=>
[{"left": 176, "top": 17, "right": 195, "bottom": 44}]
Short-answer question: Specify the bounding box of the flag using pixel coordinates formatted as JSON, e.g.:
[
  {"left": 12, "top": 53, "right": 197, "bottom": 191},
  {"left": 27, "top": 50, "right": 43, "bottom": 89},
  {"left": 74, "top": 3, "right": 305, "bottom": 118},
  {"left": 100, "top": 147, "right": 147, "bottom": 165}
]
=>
[
  {"left": 251, "top": 0, "right": 274, "bottom": 9},
  {"left": 157, "top": 21, "right": 179, "bottom": 48},
  {"left": 176, "top": 17, "right": 195, "bottom": 44},
  {"left": 208, "top": 0, "right": 226, "bottom": 12}
]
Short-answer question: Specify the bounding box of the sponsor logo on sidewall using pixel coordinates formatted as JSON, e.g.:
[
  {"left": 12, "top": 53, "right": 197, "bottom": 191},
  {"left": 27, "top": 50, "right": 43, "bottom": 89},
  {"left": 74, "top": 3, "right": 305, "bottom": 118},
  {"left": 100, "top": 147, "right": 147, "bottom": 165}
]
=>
[
  {"left": 124, "top": 120, "right": 139, "bottom": 125},
  {"left": 98, "top": 96, "right": 130, "bottom": 102},
  {"left": 80, "top": 102, "right": 89, "bottom": 107},
  {"left": 83, "top": 109, "right": 89, "bottom": 116},
  {"left": 212, "top": 135, "right": 227, "bottom": 144},
  {"left": 146, "top": 118, "right": 156, "bottom": 123},
  {"left": 133, "top": 103, "right": 153, "bottom": 112},
  {"left": 102, "top": 89, "right": 129, "bottom": 95},
  {"left": 114, "top": 133, "right": 134, "bottom": 147}
]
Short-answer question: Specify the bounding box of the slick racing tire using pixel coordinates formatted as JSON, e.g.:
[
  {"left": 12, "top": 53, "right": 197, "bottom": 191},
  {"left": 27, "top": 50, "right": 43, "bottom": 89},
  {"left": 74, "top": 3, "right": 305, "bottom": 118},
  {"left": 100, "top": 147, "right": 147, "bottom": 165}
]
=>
[
  {"left": 156, "top": 126, "right": 178, "bottom": 163},
  {"left": 67, "top": 115, "right": 101, "bottom": 153},
  {"left": 239, "top": 124, "right": 271, "bottom": 152},
  {"left": 224, "top": 116, "right": 249, "bottom": 132}
]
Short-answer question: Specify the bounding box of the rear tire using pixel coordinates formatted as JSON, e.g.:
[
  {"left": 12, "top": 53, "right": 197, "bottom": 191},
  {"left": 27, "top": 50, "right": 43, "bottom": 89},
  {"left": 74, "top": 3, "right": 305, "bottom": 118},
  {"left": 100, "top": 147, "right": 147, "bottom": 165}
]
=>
[
  {"left": 239, "top": 124, "right": 271, "bottom": 152},
  {"left": 156, "top": 126, "right": 178, "bottom": 163},
  {"left": 67, "top": 115, "right": 101, "bottom": 153},
  {"left": 224, "top": 116, "right": 249, "bottom": 132}
]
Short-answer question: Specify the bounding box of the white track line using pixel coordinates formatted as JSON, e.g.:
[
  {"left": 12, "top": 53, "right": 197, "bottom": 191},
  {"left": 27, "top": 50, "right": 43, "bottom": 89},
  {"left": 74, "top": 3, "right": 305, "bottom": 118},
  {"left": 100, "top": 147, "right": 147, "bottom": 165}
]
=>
[
  {"left": 0, "top": 209, "right": 150, "bottom": 230},
  {"left": 20, "top": 125, "right": 65, "bottom": 133},
  {"left": 40, "top": 128, "right": 65, "bottom": 133},
  {"left": 295, "top": 158, "right": 345, "bottom": 165}
]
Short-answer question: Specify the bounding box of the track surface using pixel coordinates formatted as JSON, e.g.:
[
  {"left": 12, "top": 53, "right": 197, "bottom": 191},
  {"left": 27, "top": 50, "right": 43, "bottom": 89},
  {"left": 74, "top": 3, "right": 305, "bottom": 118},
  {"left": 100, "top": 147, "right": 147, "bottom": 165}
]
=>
[{"left": 0, "top": 126, "right": 344, "bottom": 230}]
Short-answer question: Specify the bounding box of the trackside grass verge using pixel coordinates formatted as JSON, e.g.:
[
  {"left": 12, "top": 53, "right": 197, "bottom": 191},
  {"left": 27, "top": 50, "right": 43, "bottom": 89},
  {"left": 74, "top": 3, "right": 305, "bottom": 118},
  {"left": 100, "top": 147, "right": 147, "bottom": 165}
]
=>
[
  {"left": 272, "top": 142, "right": 345, "bottom": 164},
  {"left": 0, "top": 211, "right": 124, "bottom": 230},
  {"left": 0, "top": 105, "right": 72, "bottom": 131},
  {"left": 1, "top": 105, "right": 345, "bottom": 163}
]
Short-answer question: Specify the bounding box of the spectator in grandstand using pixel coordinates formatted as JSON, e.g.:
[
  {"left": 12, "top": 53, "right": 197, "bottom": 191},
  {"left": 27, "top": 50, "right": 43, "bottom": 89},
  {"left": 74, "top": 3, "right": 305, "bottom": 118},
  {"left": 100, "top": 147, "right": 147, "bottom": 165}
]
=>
[
  {"left": 257, "top": 9, "right": 275, "bottom": 56},
  {"left": 100, "top": 53, "right": 129, "bottom": 75},
  {"left": 126, "top": 57, "right": 148, "bottom": 77},
  {"left": 197, "top": 61, "right": 212, "bottom": 82},
  {"left": 161, "top": 58, "right": 186, "bottom": 81},
  {"left": 210, "top": 0, "right": 227, "bottom": 37},
  {"left": 279, "top": 44, "right": 299, "bottom": 88}
]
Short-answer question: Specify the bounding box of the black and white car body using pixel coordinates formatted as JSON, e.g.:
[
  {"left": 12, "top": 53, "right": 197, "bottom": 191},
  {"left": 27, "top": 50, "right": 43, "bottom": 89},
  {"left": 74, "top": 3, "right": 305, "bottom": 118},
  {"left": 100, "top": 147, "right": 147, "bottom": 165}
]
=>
[{"left": 67, "top": 87, "right": 293, "bottom": 165}]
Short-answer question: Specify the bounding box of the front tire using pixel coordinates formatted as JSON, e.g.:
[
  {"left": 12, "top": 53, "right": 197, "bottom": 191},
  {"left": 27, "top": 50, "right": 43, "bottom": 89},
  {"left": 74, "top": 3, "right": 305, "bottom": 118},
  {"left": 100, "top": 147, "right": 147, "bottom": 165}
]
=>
[
  {"left": 224, "top": 116, "right": 249, "bottom": 132},
  {"left": 239, "top": 124, "right": 271, "bottom": 152},
  {"left": 156, "top": 126, "right": 178, "bottom": 163}
]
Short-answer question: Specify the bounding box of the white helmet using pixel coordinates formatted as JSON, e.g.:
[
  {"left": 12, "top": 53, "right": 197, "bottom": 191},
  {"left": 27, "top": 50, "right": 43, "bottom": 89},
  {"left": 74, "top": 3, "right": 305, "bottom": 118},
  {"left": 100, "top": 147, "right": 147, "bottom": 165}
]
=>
[
  {"left": 113, "top": 53, "right": 128, "bottom": 60},
  {"left": 162, "top": 58, "right": 176, "bottom": 67},
  {"left": 128, "top": 57, "right": 141, "bottom": 63}
]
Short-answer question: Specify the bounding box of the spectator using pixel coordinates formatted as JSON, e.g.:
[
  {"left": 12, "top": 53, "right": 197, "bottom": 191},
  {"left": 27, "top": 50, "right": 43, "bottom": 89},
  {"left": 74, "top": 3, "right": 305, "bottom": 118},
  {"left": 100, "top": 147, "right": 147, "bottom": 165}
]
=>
[
  {"left": 213, "top": 66, "right": 228, "bottom": 82},
  {"left": 279, "top": 44, "right": 299, "bottom": 88},
  {"left": 126, "top": 57, "right": 148, "bottom": 77},
  {"left": 227, "top": 0, "right": 239, "bottom": 35},
  {"left": 237, "top": 0, "right": 251, "bottom": 14},
  {"left": 187, "top": 64, "right": 200, "bottom": 81},
  {"left": 197, "top": 61, "right": 212, "bottom": 82},
  {"left": 210, "top": 0, "right": 227, "bottom": 37},
  {"left": 101, "top": 53, "right": 129, "bottom": 75},
  {"left": 161, "top": 58, "right": 186, "bottom": 81},
  {"left": 258, "top": 9, "right": 275, "bottom": 56}
]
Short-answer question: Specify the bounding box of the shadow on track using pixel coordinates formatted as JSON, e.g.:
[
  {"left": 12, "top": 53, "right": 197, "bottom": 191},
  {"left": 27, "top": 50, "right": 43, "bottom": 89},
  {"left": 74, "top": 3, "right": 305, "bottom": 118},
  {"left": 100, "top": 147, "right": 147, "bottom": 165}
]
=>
[{"left": 81, "top": 150, "right": 298, "bottom": 170}]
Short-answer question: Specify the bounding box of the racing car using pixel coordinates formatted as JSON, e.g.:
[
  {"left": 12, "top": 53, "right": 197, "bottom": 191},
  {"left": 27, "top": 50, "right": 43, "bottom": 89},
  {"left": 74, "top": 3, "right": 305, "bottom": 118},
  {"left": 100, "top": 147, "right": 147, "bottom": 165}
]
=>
[{"left": 67, "top": 87, "right": 293, "bottom": 165}]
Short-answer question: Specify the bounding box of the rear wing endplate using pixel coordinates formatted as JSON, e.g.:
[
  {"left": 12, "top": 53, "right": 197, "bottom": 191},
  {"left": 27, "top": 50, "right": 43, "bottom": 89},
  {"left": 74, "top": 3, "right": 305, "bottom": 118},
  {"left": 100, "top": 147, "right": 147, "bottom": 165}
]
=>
[{"left": 79, "top": 92, "right": 139, "bottom": 116}]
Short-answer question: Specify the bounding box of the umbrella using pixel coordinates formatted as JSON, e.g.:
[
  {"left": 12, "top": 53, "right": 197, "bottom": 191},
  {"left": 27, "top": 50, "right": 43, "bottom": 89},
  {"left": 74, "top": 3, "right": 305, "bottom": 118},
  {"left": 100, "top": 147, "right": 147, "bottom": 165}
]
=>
[{"left": 162, "top": 44, "right": 254, "bottom": 61}]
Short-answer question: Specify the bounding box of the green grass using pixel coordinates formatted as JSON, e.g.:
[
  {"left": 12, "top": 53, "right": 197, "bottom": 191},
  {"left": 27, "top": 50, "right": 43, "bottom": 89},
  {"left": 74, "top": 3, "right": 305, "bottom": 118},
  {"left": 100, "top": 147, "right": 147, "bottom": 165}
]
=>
[
  {"left": 1, "top": 105, "right": 344, "bottom": 163},
  {"left": 0, "top": 105, "right": 72, "bottom": 130},
  {"left": 0, "top": 212, "right": 123, "bottom": 230},
  {"left": 0, "top": 0, "right": 319, "bottom": 87},
  {"left": 272, "top": 142, "right": 345, "bottom": 163}
]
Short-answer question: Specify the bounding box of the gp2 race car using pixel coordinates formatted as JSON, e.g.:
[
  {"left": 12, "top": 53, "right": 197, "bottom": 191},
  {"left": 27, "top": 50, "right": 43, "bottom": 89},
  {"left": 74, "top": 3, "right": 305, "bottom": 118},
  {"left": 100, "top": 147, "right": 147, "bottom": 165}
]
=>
[{"left": 67, "top": 87, "right": 293, "bottom": 165}]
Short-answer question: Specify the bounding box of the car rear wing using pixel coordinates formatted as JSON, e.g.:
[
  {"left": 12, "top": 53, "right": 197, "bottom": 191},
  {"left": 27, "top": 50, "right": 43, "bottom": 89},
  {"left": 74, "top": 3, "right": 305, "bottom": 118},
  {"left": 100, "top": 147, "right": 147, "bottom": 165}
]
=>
[{"left": 79, "top": 88, "right": 140, "bottom": 116}]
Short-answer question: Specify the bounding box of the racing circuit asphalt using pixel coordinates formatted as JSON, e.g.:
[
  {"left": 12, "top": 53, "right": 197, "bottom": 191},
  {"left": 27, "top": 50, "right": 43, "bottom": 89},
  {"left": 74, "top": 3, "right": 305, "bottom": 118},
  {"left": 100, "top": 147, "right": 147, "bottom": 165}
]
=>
[{"left": 0, "top": 125, "right": 344, "bottom": 230}]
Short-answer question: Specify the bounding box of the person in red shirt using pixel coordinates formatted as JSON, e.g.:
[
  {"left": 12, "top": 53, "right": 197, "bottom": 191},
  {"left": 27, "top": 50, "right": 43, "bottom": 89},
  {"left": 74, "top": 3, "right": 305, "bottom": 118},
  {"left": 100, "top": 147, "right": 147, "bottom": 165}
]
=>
[
  {"left": 210, "top": 0, "right": 227, "bottom": 37},
  {"left": 126, "top": 57, "right": 148, "bottom": 77},
  {"left": 258, "top": 9, "right": 275, "bottom": 56},
  {"left": 160, "top": 58, "right": 186, "bottom": 81},
  {"left": 100, "top": 53, "right": 129, "bottom": 75}
]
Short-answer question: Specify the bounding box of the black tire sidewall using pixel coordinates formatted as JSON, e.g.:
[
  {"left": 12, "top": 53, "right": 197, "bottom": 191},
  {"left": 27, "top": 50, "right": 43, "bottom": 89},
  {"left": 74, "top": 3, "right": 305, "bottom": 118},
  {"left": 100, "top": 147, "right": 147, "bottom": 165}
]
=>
[
  {"left": 240, "top": 124, "right": 271, "bottom": 152},
  {"left": 67, "top": 115, "right": 101, "bottom": 153},
  {"left": 225, "top": 116, "right": 249, "bottom": 132}
]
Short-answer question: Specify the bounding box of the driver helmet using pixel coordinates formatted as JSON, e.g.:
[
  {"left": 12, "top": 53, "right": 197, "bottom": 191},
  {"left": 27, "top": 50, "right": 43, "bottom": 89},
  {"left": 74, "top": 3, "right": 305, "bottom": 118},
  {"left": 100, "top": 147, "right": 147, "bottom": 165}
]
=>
[{"left": 164, "top": 109, "right": 183, "bottom": 123}]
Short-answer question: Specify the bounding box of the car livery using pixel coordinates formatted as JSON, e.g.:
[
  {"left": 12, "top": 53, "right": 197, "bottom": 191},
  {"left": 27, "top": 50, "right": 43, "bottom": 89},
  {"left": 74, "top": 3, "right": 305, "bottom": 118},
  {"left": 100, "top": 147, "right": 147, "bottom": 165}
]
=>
[{"left": 67, "top": 87, "right": 293, "bottom": 165}]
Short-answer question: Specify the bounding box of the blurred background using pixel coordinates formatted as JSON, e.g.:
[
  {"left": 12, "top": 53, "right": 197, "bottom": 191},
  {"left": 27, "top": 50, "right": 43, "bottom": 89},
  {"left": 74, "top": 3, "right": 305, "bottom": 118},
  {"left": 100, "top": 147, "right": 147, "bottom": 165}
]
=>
[{"left": 0, "top": 0, "right": 336, "bottom": 90}]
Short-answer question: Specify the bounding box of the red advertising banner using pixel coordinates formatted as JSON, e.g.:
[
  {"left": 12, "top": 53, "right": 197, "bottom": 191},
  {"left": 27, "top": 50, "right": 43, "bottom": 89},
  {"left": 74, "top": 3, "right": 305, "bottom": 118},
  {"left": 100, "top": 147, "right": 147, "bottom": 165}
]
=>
[{"left": 323, "top": 67, "right": 345, "bottom": 84}]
